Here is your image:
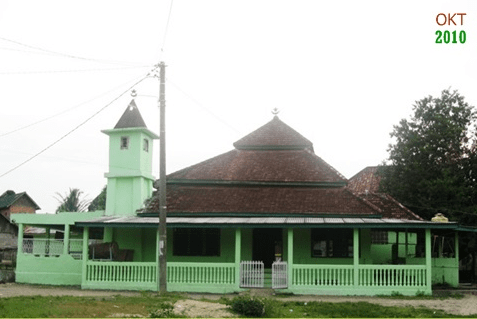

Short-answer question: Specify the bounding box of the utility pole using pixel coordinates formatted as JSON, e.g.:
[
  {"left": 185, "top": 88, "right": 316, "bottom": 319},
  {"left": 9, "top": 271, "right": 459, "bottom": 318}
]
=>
[{"left": 158, "top": 61, "right": 167, "bottom": 293}]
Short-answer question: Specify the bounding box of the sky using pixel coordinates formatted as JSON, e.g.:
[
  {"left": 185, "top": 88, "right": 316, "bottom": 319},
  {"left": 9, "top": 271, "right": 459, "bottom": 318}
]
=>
[{"left": 1, "top": 0, "right": 476, "bottom": 214}]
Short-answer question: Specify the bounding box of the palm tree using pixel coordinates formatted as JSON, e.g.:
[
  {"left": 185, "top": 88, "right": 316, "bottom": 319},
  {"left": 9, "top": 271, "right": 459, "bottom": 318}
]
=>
[{"left": 55, "top": 188, "right": 90, "bottom": 213}]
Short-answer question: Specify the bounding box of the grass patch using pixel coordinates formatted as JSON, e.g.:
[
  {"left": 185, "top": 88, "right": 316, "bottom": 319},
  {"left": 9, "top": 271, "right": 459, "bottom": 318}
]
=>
[
  {"left": 0, "top": 293, "right": 184, "bottom": 318},
  {"left": 0, "top": 292, "right": 473, "bottom": 318}
]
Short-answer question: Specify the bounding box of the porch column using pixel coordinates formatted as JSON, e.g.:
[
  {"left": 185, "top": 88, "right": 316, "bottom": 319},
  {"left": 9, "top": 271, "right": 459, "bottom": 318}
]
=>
[
  {"left": 425, "top": 229, "right": 432, "bottom": 292},
  {"left": 63, "top": 224, "right": 70, "bottom": 255},
  {"left": 156, "top": 229, "right": 160, "bottom": 290},
  {"left": 235, "top": 228, "right": 241, "bottom": 289},
  {"left": 81, "top": 227, "right": 89, "bottom": 286},
  {"left": 103, "top": 227, "right": 113, "bottom": 242},
  {"left": 17, "top": 223, "right": 24, "bottom": 255},
  {"left": 353, "top": 228, "right": 359, "bottom": 288},
  {"left": 455, "top": 231, "right": 459, "bottom": 283},
  {"left": 287, "top": 228, "right": 293, "bottom": 288}
]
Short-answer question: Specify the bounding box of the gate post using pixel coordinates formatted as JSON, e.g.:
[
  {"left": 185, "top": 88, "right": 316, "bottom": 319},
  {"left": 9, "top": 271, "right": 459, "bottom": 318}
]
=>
[{"left": 235, "top": 228, "right": 242, "bottom": 289}]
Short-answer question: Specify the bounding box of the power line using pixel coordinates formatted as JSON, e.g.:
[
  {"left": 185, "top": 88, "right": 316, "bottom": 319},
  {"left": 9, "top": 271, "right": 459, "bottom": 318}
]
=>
[
  {"left": 159, "top": 0, "right": 174, "bottom": 60},
  {"left": 0, "top": 37, "right": 147, "bottom": 66},
  {"left": 0, "top": 66, "right": 159, "bottom": 179},
  {"left": 168, "top": 78, "right": 242, "bottom": 134},
  {"left": 0, "top": 73, "right": 149, "bottom": 138},
  {"left": 0, "top": 65, "right": 151, "bottom": 75}
]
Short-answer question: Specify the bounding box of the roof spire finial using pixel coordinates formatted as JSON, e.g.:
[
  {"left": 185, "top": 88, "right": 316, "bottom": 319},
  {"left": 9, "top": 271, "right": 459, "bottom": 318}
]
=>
[
  {"left": 131, "top": 89, "right": 137, "bottom": 98},
  {"left": 271, "top": 108, "right": 280, "bottom": 116}
]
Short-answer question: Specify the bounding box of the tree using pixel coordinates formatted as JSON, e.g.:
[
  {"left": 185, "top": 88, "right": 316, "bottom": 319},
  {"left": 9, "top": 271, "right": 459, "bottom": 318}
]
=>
[
  {"left": 55, "top": 188, "right": 90, "bottom": 213},
  {"left": 88, "top": 186, "right": 107, "bottom": 212},
  {"left": 379, "top": 89, "right": 477, "bottom": 224}
]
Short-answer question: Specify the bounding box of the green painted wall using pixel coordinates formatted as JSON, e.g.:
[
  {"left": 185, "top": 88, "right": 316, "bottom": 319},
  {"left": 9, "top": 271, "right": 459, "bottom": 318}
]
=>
[
  {"left": 16, "top": 254, "right": 82, "bottom": 285},
  {"left": 103, "top": 127, "right": 157, "bottom": 217}
]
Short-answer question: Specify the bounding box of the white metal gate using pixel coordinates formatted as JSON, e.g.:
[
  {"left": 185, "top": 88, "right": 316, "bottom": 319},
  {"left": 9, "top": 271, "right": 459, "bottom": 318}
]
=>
[
  {"left": 272, "top": 261, "right": 288, "bottom": 289},
  {"left": 240, "top": 261, "right": 264, "bottom": 288}
]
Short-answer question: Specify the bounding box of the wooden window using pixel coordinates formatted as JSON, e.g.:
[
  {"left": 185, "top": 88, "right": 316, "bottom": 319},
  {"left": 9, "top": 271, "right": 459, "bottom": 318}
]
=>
[
  {"left": 173, "top": 228, "right": 220, "bottom": 256},
  {"left": 311, "top": 228, "right": 353, "bottom": 258},
  {"left": 120, "top": 136, "right": 129, "bottom": 149}
]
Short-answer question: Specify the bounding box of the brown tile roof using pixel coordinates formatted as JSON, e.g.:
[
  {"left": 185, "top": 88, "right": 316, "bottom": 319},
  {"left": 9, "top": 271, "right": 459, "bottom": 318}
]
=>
[
  {"left": 348, "top": 167, "right": 423, "bottom": 221},
  {"left": 168, "top": 149, "right": 347, "bottom": 183},
  {"left": 143, "top": 118, "right": 419, "bottom": 220},
  {"left": 348, "top": 166, "right": 381, "bottom": 193},
  {"left": 144, "top": 185, "right": 381, "bottom": 216},
  {"left": 359, "top": 193, "right": 423, "bottom": 221},
  {"left": 233, "top": 116, "right": 313, "bottom": 150}
]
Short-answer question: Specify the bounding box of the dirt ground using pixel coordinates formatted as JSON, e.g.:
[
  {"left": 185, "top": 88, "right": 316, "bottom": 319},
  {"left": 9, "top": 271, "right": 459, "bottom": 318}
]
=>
[{"left": 2, "top": 283, "right": 477, "bottom": 317}]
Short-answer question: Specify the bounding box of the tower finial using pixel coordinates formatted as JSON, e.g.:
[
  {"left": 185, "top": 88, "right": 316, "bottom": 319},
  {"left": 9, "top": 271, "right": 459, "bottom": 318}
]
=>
[
  {"left": 131, "top": 89, "right": 137, "bottom": 98},
  {"left": 271, "top": 108, "right": 280, "bottom": 116}
]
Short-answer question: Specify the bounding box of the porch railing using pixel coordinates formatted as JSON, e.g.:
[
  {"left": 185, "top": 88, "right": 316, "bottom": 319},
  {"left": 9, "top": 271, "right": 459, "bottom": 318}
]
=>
[
  {"left": 168, "top": 262, "right": 235, "bottom": 285},
  {"left": 293, "top": 265, "right": 354, "bottom": 286},
  {"left": 22, "top": 239, "right": 85, "bottom": 258},
  {"left": 85, "top": 261, "right": 156, "bottom": 283},
  {"left": 240, "top": 261, "right": 264, "bottom": 288},
  {"left": 358, "top": 265, "right": 427, "bottom": 287}
]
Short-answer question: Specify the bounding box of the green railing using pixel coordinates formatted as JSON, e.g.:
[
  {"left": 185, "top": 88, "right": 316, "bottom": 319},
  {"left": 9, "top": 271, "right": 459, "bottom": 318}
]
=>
[
  {"left": 293, "top": 265, "right": 354, "bottom": 286},
  {"left": 292, "top": 265, "right": 428, "bottom": 288},
  {"left": 85, "top": 261, "right": 156, "bottom": 283},
  {"left": 167, "top": 262, "right": 236, "bottom": 285},
  {"left": 358, "top": 265, "right": 427, "bottom": 287}
]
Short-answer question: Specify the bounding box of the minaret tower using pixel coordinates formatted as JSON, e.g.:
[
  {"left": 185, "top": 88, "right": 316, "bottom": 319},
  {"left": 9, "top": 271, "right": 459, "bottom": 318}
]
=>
[{"left": 102, "top": 100, "right": 159, "bottom": 216}]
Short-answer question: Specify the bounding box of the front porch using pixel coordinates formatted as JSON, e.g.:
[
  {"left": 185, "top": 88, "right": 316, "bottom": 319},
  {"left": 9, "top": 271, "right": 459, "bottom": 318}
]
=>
[{"left": 14, "top": 214, "right": 463, "bottom": 295}]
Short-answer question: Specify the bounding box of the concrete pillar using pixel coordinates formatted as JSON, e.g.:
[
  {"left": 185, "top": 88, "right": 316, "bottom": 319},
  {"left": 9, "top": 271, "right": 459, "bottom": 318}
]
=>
[
  {"left": 287, "top": 228, "right": 293, "bottom": 288},
  {"left": 63, "top": 224, "right": 70, "bottom": 255},
  {"left": 353, "top": 228, "right": 359, "bottom": 288},
  {"left": 17, "top": 223, "right": 24, "bottom": 255},
  {"left": 425, "top": 229, "right": 432, "bottom": 293},
  {"left": 235, "top": 228, "right": 242, "bottom": 289},
  {"left": 103, "top": 227, "right": 113, "bottom": 242},
  {"left": 81, "top": 227, "right": 89, "bottom": 286}
]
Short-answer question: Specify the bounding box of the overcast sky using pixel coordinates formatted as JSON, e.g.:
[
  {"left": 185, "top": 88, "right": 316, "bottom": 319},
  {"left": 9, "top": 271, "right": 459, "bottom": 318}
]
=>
[{"left": 1, "top": 0, "right": 476, "bottom": 213}]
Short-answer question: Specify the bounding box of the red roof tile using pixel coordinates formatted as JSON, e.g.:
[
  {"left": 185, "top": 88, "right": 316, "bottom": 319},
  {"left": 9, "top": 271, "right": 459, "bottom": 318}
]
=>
[
  {"left": 348, "top": 166, "right": 381, "bottom": 193},
  {"left": 359, "top": 193, "right": 423, "bottom": 220},
  {"left": 168, "top": 149, "right": 346, "bottom": 183},
  {"left": 233, "top": 116, "right": 313, "bottom": 150},
  {"left": 143, "top": 185, "right": 381, "bottom": 216}
]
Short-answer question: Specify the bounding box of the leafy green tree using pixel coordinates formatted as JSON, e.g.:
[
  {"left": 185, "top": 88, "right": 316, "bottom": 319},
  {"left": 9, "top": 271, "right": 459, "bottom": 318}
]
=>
[
  {"left": 88, "top": 186, "right": 107, "bottom": 212},
  {"left": 55, "top": 188, "right": 90, "bottom": 213},
  {"left": 379, "top": 89, "right": 477, "bottom": 224}
]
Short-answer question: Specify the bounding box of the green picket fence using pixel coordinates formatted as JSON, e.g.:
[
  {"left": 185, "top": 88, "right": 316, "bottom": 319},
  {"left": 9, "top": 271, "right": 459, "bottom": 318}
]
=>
[
  {"left": 167, "top": 262, "right": 236, "bottom": 285},
  {"left": 293, "top": 265, "right": 354, "bottom": 286},
  {"left": 85, "top": 261, "right": 156, "bottom": 283},
  {"left": 358, "top": 265, "right": 427, "bottom": 287},
  {"left": 292, "top": 264, "right": 427, "bottom": 288}
]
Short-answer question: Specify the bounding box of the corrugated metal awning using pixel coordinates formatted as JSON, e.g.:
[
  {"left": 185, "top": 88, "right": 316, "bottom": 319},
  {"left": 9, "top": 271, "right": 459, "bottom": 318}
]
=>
[{"left": 75, "top": 216, "right": 459, "bottom": 229}]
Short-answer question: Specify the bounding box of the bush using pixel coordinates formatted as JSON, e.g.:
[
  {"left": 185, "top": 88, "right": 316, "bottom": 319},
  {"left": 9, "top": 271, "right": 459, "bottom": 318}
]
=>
[
  {"left": 148, "top": 302, "right": 174, "bottom": 318},
  {"left": 229, "top": 295, "right": 266, "bottom": 317}
]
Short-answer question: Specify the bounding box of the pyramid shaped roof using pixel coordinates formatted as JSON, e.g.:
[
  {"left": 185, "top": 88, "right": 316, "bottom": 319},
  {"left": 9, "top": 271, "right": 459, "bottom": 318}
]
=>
[
  {"left": 233, "top": 116, "right": 313, "bottom": 150},
  {"left": 114, "top": 100, "right": 147, "bottom": 129},
  {"left": 169, "top": 116, "right": 346, "bottom": 183}
]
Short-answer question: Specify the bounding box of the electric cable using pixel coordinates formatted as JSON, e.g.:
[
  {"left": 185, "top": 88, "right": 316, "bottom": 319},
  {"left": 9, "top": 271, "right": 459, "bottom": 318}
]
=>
[
  {"left": 0, "top": 73, "right": 150, "bottom": 138},
  {"left": 0, "top": 65, "right": 159, "bottom": 179},
  {"left": 0, "top": 36, "right": 147, "bottom": 66}
]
